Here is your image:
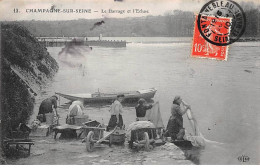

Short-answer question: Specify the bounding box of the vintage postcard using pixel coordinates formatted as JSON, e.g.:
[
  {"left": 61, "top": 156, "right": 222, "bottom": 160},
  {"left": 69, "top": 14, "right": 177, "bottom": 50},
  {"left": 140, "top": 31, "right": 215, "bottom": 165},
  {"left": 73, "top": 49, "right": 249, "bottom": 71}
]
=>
[{"left": 0, "top": 0, "right": 259, "bottom": 165}]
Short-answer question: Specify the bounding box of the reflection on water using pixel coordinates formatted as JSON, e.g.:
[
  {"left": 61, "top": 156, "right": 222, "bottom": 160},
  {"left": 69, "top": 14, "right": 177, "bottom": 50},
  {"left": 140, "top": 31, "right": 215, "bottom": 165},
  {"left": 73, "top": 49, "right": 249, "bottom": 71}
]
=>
[{"left": 30, "top": 37, "right": 260, "bottom": 164}]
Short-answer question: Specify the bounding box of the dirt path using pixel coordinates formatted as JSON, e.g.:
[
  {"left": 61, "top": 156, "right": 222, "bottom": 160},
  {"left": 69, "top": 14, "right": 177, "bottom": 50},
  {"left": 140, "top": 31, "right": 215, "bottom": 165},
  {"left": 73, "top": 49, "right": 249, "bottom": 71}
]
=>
[{"left": 7, "top": 135, "right": 193, "bottom": 165}]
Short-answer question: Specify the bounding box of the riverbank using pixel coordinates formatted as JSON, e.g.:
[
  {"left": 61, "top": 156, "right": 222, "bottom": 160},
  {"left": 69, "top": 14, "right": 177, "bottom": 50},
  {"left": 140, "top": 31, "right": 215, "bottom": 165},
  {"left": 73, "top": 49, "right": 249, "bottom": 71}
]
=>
[
  {"left": 6, "top": 136, "right": 193, "bottom": 165},
  {"left": 5, "top": 104, "right": 195, "bottom": 165}
]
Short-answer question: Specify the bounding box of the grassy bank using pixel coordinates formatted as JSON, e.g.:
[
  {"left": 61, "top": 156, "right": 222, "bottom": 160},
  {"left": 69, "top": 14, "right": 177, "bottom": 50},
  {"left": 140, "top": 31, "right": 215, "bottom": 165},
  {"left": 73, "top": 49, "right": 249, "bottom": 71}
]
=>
[{"left": 1, "top": 23, "right": 59, "bottom": 161}]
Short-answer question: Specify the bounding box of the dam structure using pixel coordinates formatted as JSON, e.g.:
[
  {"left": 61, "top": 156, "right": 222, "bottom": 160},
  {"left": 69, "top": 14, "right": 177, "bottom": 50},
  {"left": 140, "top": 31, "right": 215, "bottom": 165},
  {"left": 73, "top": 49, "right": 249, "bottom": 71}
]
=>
[{"left": 37, "top": 36, "right": 127, "bottom": 48}]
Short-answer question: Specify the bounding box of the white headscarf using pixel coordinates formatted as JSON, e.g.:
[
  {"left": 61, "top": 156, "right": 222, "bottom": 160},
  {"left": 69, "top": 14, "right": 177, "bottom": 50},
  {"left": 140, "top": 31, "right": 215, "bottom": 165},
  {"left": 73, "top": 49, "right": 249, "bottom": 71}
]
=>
[{"left": 68, "top": 100, "right": 84, "bottom": 116}]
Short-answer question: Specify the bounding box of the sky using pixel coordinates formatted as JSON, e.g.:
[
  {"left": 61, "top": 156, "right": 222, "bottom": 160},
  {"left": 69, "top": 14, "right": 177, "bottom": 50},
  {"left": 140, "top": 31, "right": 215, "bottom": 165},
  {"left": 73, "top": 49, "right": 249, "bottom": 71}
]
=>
[{"left": 0, "top": 0, "right": 259, "bottom": 21}]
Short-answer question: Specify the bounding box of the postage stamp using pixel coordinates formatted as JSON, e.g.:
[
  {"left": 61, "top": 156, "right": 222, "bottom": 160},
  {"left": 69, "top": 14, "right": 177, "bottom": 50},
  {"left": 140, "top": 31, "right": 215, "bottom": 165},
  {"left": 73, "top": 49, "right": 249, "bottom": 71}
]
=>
[
  {"left": 191, "top": 0, "right": 246, "bottom": 60},
  {"left": 191, "top": 15, "right": 230, "bottom": 60},
  {"left": 197, "top": 0, "right": 246, "bottom": 46}
]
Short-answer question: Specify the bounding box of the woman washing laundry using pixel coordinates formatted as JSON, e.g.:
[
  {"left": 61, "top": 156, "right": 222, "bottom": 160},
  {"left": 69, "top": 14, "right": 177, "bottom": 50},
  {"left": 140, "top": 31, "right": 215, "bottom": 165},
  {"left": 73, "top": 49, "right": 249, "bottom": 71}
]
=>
[
  {"left": 38, "top": 95, "right": 59, "bottom": 122},
  {"left": 165, "top": 96, "right": 191, "bottom": 140},
  {"left": 135, "top": 98, "right": 153, "bottom": 121},
  {"left": 66, "top": 100, "right": 87, "bottom": 124}
]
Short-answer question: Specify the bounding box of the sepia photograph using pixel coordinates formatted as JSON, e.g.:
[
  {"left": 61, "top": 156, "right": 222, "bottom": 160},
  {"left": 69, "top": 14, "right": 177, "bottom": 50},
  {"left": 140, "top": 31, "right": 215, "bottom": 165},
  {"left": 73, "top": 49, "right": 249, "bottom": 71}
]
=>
[{"left": 0, "top": 0, "right": 259, "bottom": 165}]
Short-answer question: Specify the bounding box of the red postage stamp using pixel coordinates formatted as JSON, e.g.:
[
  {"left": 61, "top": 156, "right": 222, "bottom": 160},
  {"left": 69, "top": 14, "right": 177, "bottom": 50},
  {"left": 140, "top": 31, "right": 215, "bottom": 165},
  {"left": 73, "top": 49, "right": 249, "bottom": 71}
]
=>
[{"left": 191, "top": 15, "right": 231, "bottom": 61}]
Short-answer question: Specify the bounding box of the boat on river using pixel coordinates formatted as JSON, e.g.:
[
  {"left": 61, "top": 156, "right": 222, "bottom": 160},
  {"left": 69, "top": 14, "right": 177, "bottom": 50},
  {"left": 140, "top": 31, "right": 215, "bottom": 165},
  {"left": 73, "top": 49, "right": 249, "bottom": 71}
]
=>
[{"left": 55, "top": 88, "right": 157, "bottom": 103}]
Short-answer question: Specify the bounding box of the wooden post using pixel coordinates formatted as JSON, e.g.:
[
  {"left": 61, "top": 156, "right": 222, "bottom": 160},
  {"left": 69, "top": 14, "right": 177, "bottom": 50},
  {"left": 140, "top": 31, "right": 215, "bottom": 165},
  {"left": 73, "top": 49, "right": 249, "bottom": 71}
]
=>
[{"left": 28, "top": 144, "right": 31, "bottom": 155}]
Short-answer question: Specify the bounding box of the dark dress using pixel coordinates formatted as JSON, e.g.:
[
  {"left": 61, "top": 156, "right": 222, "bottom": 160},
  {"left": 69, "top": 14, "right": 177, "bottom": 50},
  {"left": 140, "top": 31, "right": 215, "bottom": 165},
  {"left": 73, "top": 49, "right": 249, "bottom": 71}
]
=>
[
  {"left": 107, "top": 100, "right": 124, "bottom": 131},
  {"left": 166, "top": 115, "right": 183, "bottom": 140},
  {"left": 166, "top": 103, "right": 184, "bottom": 140},
  {"left": 38, "top": 97, "right": 57, "bottom": 122},
  {"left": 135, "top": 104, "right": 153, "bottom": 117},
  {"left": 107, "top": 114, "right": 123, "bottom": 131}
]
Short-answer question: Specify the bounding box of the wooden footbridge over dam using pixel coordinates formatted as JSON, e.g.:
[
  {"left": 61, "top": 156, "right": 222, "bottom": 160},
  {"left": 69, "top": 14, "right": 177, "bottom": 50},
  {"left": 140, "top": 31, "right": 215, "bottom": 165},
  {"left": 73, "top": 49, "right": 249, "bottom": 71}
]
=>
[{"left": 36, "top": 37, "right": 127, "bottom": 48}]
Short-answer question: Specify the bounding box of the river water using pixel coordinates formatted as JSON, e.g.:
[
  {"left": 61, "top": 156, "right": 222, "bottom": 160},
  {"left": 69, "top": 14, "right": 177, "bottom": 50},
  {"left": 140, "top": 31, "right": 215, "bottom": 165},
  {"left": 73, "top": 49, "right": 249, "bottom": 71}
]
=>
[{"left": 31, "top": 37, "right": 259, "bottom": 164}]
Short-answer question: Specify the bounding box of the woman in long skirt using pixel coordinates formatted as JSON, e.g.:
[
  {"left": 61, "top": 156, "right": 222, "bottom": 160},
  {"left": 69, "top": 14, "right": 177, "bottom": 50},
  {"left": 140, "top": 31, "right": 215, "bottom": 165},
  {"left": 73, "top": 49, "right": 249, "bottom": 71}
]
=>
[{"left": 107, "top": 94, "right": 125, "bottom": 131}]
